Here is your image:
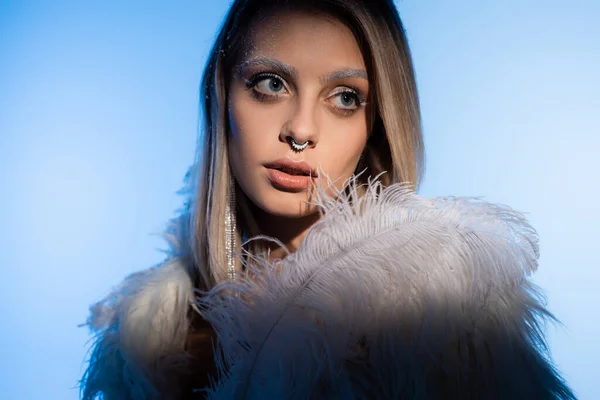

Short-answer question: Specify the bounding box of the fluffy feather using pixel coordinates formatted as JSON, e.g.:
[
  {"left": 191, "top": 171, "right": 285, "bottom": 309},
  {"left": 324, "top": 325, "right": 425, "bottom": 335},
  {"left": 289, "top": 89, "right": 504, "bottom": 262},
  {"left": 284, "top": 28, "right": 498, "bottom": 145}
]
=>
[
  {"left": 80, "top": 257, "right": 195, "bottom": 400},
  {"left": 79, "top": 176, "right": 574, "bottom": 399},
  {"left": 196, "top": 177, "right": 574, "bottom": 399}
]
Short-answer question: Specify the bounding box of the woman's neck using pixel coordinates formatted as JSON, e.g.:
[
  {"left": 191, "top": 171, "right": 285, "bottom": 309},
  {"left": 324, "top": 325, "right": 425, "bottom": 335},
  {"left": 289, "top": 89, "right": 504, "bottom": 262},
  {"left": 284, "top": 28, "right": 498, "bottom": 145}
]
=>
[{"left": 252, "top": 207, "right": 321, "bottom": 262}]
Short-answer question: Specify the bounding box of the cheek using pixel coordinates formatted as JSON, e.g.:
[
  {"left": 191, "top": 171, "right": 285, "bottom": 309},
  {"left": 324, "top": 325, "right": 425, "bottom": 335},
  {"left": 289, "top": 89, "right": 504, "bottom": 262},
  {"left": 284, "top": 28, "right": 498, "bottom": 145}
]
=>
[
  {"left": 227, "top": 92, "right": 281, "bottom": 196},
  {"left": 320, "top": 119, "right": 368, "bottom": 178},
  {"left": 228, "top": 96, "right": 252, "bottom": 184},
  {"left": 228, "top": 96, "right": 262, "bottom": 165},
  {"left": 228, "top": 94, "right": 284, "bottom": 157},
  {"left": 229, "top": 95, "right": 252, "bottom": 146}
]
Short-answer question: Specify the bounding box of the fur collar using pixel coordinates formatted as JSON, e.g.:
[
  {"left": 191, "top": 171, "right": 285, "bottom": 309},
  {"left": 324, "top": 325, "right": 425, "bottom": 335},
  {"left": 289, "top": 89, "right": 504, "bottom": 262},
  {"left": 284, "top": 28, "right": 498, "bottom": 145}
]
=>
[{"left": 80, "top": 180, "right": 574, "bottom": 399}]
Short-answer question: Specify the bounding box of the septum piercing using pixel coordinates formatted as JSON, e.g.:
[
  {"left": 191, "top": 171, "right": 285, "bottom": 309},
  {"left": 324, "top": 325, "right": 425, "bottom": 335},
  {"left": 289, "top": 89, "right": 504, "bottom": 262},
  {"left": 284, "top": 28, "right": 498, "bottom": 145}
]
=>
[{"left": 290, "top": 138, "right": 309, "bottom": 151}]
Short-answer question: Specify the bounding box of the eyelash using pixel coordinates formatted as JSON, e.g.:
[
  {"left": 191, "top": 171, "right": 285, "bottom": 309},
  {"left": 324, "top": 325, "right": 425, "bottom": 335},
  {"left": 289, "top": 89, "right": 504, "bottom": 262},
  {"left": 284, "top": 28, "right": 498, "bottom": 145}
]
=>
[{"left": 244, "top": 72, "right": 366, "bottom": 116}]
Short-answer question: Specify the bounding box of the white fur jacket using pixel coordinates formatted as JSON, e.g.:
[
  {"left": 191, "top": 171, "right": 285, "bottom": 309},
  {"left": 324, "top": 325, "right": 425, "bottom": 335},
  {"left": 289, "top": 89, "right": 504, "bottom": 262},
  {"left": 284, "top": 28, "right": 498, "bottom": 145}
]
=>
[{"left": 79, "top": 180, "right": 574, "bottom": 399}]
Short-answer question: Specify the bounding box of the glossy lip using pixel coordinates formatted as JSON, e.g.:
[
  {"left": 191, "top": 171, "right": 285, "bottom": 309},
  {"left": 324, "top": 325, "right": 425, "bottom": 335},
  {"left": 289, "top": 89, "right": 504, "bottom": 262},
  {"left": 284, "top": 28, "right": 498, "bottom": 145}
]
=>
[
  {"left": 263, "top": 158, "right": 318, "bottom": 177},
  {"left": 264, "top": 158, "right": 318, "bottom": 192}
]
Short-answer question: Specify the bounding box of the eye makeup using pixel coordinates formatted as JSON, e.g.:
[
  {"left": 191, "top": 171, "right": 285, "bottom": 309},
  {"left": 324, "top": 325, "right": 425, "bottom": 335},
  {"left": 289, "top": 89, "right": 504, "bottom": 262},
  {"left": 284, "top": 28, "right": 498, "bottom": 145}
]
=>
[
  {"left": 244, "top": 72, "right": 288, "bottom": 102},
  {"left": 238, "top": 57, "right": 369, "bottom": 116}
]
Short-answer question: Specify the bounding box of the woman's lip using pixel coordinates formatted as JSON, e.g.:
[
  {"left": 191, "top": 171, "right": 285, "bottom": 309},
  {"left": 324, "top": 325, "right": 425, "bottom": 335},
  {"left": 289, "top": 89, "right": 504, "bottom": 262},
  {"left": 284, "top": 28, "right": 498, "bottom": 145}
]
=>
[
  {"left": 266, "top": 168, "right": 316, "bottom": 192},
  {"left": 264, "top": 159, "right": 317, "bottom": 177}
]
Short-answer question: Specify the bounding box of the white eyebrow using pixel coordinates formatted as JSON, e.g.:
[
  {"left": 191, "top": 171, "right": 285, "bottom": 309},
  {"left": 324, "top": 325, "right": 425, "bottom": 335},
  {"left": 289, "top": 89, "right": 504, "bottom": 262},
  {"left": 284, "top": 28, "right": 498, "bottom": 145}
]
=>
[
  {"left": 320, "top": 68, "right": 368, "bottom": 83},
  {"left": 238, "top": 56, "right": 368, "bottom": 83}
]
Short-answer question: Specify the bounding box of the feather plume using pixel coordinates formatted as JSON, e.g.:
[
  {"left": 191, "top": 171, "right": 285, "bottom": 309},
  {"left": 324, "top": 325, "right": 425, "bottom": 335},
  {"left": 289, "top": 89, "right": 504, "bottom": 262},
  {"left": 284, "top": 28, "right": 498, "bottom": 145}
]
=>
[{"left": 196, "top": 176, "right": 574, "bottom": 399}]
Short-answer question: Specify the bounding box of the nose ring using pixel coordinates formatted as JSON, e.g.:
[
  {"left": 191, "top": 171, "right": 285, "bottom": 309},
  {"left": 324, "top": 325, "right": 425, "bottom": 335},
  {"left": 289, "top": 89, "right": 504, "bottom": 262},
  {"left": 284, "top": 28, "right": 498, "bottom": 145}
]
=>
[{"left": 290, "top": 138, "right": 309, "bottom": 152}]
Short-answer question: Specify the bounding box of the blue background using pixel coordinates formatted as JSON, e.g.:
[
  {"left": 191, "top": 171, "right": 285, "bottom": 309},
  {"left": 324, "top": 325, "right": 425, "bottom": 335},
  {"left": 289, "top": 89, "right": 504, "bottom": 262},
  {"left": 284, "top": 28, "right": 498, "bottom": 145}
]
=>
[{"left": 1, "top": 1, "right": 598, "bottom": 398}]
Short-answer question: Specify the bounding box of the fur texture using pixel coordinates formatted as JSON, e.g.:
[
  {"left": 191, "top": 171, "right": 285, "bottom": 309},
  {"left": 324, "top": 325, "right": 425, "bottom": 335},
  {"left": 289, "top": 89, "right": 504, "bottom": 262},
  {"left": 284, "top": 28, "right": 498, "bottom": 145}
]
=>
[
  {"left": 80, "top": 257, "right": 195, "bottom": 399},
  {"left": 80, "top": 178, "right": 574, "bottom": 399}
]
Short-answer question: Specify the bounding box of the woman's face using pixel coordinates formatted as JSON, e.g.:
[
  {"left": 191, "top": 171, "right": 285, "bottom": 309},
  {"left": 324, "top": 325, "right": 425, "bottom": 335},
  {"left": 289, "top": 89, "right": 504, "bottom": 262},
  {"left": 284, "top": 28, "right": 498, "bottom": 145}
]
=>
[{"left": 228, "top": 10, "right": 370, "bottom": 218}]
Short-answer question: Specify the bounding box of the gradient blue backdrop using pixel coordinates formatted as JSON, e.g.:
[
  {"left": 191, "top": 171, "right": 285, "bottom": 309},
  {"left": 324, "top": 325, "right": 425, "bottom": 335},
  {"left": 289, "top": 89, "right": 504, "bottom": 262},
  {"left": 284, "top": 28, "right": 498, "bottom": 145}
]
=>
[{"left": 1, "top": 1, "right": 598, "bottom": 398}]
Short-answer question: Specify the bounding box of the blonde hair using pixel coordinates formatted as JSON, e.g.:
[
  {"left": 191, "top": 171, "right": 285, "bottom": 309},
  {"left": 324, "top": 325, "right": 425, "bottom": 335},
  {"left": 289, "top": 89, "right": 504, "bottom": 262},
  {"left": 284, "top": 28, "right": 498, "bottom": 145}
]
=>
[{"left": 183, "top": 0, "right": 425, "bottom": 289}]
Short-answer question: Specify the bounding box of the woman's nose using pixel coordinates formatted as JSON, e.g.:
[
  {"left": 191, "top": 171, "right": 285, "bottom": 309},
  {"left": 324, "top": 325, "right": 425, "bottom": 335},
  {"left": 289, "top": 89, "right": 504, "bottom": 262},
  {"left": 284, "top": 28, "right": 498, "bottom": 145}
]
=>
[{"left": 279, "top": 99, "right": 319, "bottom": 149}]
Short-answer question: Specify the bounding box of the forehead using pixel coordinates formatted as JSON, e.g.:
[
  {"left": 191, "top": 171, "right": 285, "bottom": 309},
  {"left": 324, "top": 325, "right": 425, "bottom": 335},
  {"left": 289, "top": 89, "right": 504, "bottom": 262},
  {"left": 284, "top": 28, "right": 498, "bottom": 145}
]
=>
[{"left": 242, "top": 10, "right": 366, "bottom": 70}]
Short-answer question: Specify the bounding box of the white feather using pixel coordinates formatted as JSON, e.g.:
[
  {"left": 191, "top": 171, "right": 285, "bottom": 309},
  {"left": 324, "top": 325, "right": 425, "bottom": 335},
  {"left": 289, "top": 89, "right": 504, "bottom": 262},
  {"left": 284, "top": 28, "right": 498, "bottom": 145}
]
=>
[
  {"left": 79, "top": 175, "right": 573, "bottom": 399},
  {"left": 196, "top": 177, "right": 574, "bottom": 399}
]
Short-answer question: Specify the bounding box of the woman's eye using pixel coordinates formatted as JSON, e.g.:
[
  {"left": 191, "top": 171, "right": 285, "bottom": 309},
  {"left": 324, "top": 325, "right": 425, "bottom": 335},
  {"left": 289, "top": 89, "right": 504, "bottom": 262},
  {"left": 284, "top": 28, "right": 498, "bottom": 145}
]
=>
[
  {"left": 331, "top": 91, "right": 359, "bottom": 109},
  {"left": 254, "top": 76, "right": 285, "bottom": 94}
]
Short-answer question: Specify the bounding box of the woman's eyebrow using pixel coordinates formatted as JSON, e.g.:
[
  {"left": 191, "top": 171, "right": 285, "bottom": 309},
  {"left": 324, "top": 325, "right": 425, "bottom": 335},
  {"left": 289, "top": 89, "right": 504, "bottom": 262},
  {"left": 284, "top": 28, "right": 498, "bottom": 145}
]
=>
[
  {"left": 238, "top": 57, "right": 298, "bottom": 80},
  {"left": 238, "top": 56, "right": 368, "bottom": 83},
  {"left": 320, "top": 68, "right": 368, "bottom": 83}
]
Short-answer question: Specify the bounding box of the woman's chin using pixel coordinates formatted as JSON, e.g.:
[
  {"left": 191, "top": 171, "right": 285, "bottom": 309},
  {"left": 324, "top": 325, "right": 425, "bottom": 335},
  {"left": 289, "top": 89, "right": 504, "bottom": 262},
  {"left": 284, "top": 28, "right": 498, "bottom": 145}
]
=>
[{"left": 254, "top": 195, "right": 319, "bottom": 220}]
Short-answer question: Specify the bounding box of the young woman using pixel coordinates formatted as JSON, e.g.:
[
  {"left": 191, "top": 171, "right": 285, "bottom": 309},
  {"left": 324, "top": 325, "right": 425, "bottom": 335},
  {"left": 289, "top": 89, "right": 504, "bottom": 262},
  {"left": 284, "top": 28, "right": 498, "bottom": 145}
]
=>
[{"left": 80, "top": 0, "right": 574, "bottom": 399}]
